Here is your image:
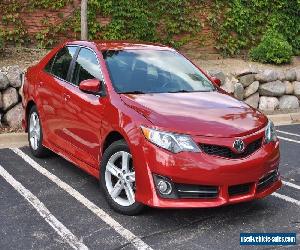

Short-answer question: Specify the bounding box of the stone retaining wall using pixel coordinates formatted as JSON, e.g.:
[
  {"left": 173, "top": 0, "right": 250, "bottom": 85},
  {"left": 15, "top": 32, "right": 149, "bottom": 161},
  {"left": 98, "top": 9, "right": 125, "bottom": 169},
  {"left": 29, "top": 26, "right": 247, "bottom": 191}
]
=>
[
  {"left": 211, "top": 68, "right": 300, "bottom": 111},
  {"left": 0, "top": 66, "right": 23, "bottom": 128}
]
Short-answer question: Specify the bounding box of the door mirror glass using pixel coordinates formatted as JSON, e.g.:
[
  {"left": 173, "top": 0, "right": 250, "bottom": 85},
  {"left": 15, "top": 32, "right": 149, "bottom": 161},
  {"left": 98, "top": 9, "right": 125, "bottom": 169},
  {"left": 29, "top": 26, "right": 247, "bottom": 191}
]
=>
[
  {"left": 211, "top": 76, "right": 221, "bottom": 87},
  {"left": 79, "top": 79, "right": 101, "bottom": 94}
]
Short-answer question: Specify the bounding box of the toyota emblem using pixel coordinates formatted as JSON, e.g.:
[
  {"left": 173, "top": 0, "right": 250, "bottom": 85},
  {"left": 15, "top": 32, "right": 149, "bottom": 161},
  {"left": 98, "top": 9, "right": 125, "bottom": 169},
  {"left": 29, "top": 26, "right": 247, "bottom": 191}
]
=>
[{"left": 233, "top": 139, "right": 245, "bottom": 153}]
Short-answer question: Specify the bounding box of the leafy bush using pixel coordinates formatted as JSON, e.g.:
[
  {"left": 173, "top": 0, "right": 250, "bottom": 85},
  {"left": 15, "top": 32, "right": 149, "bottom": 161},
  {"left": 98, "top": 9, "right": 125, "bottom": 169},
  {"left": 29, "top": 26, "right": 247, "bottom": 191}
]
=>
[
  {"left": 249, "top": 31, "right": 293, "bottom": 64},
  {"left": 0, "top": 0, "right": 202, "bottom": 49},
  {"left": 211, "top": 0, "right": 300, "bottom": 61},
  {"left": 291, "top": 35, "right": 300, "bottom": 55},
  {"left": 88, "top": 0, "right": 201, "bottom": 48}
]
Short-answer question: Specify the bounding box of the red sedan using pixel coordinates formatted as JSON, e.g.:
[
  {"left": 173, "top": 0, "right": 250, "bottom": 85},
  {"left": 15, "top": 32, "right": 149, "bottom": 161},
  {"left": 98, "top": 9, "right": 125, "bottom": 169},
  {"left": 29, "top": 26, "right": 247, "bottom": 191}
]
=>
[{"left": 22, "top": 41, "right": 281, "bottom": 215}]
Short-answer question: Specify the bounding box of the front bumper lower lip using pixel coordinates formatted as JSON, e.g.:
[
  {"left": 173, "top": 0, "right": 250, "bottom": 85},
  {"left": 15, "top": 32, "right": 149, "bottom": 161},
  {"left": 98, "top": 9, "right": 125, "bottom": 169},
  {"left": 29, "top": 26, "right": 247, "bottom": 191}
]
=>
[{"left": 149, "top": 170, "right": 282, "bottom": 208}]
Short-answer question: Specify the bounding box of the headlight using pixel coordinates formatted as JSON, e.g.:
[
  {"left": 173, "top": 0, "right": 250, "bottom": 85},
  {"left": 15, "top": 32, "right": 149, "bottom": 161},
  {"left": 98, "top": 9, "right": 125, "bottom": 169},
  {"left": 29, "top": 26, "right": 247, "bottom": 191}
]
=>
[
  {"left": 265, "top": 120, "right": 277, "bottom": 144},
  {"left": 141, "top": 126, "right": 200, "bottom": 153}
]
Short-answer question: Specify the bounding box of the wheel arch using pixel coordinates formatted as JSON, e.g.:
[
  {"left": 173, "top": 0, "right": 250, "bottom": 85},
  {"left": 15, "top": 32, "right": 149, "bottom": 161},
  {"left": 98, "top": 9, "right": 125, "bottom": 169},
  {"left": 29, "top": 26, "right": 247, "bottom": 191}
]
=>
[
  {"left": 102, "top": 131, "right": 125, "bottom": 153},
  {"left": 25, "top": 100, "right": 36, "bottom": 132}
]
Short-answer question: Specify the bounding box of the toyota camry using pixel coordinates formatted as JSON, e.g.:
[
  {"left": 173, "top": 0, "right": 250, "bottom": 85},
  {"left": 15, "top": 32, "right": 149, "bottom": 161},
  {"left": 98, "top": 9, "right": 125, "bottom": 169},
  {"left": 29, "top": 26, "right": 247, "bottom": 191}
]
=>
[{"left": 22, "top": 41, "right": 281, "bottom": 215}]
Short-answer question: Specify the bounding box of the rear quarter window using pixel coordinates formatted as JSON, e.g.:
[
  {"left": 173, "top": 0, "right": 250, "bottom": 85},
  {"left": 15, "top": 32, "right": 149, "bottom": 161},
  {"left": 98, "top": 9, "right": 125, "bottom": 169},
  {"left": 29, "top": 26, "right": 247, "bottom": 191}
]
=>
[
  {"left": 47, "top": 46, "right": 77, "bottom": 80},
  {"left": 44, "top": 56, "right": 55, "bottom": 73}
]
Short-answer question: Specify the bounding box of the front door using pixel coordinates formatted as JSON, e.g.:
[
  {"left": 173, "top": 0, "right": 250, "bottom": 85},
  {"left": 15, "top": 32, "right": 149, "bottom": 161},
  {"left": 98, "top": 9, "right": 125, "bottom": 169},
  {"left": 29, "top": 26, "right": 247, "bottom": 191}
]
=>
[{"left": 60, "top": 47, "right": 105, "bottom": 168}]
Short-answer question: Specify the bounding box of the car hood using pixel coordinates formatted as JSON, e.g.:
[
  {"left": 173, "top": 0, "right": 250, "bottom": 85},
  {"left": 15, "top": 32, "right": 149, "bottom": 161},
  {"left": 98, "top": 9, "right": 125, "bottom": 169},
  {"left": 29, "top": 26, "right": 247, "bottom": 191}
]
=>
[{"left": 120, "top": 91, "right": 267, "bottom": 137}]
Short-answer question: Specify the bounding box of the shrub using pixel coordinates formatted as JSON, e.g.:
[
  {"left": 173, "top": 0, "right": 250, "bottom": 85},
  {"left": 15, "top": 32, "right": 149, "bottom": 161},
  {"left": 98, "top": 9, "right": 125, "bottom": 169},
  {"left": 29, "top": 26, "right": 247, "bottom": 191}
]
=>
[
  {"left": 211, "top": 0, "right": 300, "bottom": 59},
  {"left": 249, "top": 31, "right": 293, "bottom": 64},
  {"left": 291, "top": 35, "right": 300, "bottom": 55}
]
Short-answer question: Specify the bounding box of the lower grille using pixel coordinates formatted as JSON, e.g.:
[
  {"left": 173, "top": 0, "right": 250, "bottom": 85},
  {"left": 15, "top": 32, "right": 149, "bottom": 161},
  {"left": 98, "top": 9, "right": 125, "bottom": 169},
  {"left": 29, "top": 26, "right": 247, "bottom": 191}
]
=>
[
  {"left": 257, "top": 170, "right": 278, "bottom": 191},
  {"left": 175, "top": 183, "right": 218, "bottom": 199},
  {"left": 199, "top": 138, "right": 262, "bottom": 159},
  {"left": 228, "top": 183, "right": 251, "bottom": 197}
]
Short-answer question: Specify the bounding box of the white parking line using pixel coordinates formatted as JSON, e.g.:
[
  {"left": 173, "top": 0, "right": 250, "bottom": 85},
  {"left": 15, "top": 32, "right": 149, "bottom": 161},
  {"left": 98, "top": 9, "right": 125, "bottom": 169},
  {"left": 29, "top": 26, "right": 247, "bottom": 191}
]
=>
[
  {"left": 283, "top": 181, "right": 300, "bottom": 190},
  {"left": 0, "top": 164, "right": 88, "bottom": 250},
  {"left": 277, "top": 130, "right": 300, "bottom": 138},
  {"left": 11, "top": 148, "right": 152, "bottom": 250},
  {"left": 278, "top": 136, "right": 300, "bottom": 144},
  {"left": 272, "top": 193, "right": 300, "bottom": 207}
]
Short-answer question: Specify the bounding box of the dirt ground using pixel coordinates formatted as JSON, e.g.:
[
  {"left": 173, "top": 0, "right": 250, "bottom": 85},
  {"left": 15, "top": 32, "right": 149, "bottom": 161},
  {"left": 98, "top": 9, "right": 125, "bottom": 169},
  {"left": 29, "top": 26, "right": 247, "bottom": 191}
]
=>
[
  {"left": 0, "top": 127, "right": 23, "bottom": 134},
  {"left": 0, "top": 47, "right": 49, "bottom": 72},
  {"left": 194, "top": 57, "right": 300, "bottom": 75}
]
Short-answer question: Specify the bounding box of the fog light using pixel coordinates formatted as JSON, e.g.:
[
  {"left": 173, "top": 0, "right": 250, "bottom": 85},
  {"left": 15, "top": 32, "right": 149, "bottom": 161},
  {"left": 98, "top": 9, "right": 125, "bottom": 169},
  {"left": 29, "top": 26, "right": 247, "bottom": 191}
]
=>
[
  {"left": 157, "top": 180, "right": 172, "bottom": 195},
  {"left": 153, "top": 174, "right": 177, "bottom": 198}
]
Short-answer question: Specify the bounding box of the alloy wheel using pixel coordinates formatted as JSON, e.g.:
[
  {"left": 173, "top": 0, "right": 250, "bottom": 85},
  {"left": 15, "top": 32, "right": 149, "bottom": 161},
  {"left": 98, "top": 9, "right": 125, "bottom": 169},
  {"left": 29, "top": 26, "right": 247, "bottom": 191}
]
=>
[
  {"left": 105, "top": 151, "right": 135, "bottom": 207},
  {"left": 29, "top": 112, "right": 41, "bottom": 150}
]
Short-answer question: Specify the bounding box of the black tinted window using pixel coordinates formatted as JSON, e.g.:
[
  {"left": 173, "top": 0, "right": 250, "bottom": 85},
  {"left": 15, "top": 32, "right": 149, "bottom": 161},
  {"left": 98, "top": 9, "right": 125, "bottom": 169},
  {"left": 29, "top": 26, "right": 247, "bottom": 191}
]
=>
[
  {"left": 72, "top": 48, "right": 102, "bottom": 86},
  {"left": 51, "top": 46, "right": 77, "bottom": 80},
  {"left": 45, "top": 55, "right": 55, "bottom": 73}
]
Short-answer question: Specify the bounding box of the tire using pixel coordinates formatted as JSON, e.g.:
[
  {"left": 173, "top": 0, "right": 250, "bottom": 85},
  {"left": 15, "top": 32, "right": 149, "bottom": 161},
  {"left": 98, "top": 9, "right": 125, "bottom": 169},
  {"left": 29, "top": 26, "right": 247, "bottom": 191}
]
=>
[
  {"left": 28, "top": 106, "right": 49, "bottom": 158},
  {"left": 100, "top": 139, "right": 145, "bottom": 215}
]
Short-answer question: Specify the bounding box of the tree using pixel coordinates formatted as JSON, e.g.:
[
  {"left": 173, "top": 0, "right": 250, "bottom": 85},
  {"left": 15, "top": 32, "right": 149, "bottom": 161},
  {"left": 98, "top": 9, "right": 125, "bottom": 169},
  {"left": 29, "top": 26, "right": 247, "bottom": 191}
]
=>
[{"left": 81, "top": 0, "right": 88, "bottom": 40}]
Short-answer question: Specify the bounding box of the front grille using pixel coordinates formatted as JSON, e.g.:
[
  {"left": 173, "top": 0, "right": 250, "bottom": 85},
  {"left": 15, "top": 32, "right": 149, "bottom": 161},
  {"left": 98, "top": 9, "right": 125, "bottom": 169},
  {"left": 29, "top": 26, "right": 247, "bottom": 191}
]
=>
[
  {"left": 257, "top": 170, "right": 278, "bottom": 191},
  {"left": 228, "top": 183, "right": 251, "bottom": 196},
  {"left": 175, "top": 183, "right": 218, "bottom": 199},
  {"left": 199, "top": 138, "right": 262, "bottom": 159}
]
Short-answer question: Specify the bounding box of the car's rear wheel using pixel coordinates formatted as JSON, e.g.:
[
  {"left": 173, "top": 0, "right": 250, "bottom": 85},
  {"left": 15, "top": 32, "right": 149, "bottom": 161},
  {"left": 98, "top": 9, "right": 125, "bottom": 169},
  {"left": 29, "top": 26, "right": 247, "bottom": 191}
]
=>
[
  {"left": 100, "top": 139, "right": 144, "bottom": 215},
  {"left": 28, "top": 106, "right": 48, "bottom": 157}
]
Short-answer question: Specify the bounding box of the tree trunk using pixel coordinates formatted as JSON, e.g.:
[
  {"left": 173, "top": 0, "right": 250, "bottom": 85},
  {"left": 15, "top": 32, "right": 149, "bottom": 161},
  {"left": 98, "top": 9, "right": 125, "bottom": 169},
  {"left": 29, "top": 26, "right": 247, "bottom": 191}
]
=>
[{"left": 81, "top": 0, "right": 88, "bottom": 40}]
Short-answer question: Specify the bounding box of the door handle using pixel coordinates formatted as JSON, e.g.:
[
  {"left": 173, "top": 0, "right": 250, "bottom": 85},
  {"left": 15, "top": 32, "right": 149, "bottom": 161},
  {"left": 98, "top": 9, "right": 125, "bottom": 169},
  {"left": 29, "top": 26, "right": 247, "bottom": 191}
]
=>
[{"left": 64, "top": 94, "right": 71, "bottom": 102}]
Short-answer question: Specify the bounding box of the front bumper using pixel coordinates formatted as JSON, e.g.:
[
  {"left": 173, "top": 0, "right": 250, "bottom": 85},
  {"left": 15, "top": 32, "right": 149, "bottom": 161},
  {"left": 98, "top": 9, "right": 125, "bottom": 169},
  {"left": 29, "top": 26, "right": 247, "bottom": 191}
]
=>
[{"left": 132, "top": 128, "right": 281, "bottom": 208}]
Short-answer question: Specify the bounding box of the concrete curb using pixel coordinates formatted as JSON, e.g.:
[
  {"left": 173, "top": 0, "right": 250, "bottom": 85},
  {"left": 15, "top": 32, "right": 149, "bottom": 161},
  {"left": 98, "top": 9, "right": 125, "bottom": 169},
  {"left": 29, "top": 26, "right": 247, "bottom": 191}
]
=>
[
  {"left": 0, "top": 132, "right": 27, "bottom": 149},
  {"left": 0, "top": 113, "right": 299, "bottom": 149},
  {"left": 267, "top": 112, "right": 300, "bottom": 126}
]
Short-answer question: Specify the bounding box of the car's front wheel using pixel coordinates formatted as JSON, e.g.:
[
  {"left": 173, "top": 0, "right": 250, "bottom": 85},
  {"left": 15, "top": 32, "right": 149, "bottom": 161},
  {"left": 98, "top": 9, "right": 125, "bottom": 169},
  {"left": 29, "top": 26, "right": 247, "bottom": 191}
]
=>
[
  {"left": 100, "top": 140, "right": 144, "bottom": 215},
  {"left": 28, "top": 106, "right": 48, "bottom": 157}
]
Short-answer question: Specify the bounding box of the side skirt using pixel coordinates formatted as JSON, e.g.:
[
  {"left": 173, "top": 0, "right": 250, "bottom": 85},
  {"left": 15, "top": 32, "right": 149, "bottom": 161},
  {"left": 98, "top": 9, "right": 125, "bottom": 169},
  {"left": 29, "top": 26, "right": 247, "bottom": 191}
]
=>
[{"left": 42, "top": 140, "right": 100, "bottom": 180}]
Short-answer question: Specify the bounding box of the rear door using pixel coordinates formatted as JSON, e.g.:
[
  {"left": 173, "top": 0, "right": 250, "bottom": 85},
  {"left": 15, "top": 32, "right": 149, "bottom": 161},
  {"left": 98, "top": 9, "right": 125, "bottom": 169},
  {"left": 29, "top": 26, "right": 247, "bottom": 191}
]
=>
[
  {"left": 59, "top": 47, "right": 105, "bottom": 168},
  {"left": 37, "top": 46, "right": 78, "bottom": 148}
]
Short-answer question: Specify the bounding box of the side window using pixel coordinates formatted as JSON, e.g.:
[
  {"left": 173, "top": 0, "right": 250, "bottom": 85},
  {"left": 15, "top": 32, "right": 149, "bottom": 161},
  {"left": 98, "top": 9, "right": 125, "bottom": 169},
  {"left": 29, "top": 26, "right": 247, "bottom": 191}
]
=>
[
  {"left": 44, "top": 55, "right": 55, "bottom": 73},
  {"left": 51, "top": 46, "right": 77, "bottom": 80},
  {"left": 71, "top": 48, "right": 102, "bottom": 86}
]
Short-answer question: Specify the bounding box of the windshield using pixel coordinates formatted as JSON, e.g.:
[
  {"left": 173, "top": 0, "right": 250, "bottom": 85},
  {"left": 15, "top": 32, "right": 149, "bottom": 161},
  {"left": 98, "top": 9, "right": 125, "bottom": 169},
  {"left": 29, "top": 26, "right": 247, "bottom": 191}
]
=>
[{"left": 102, "top": 50, "right": 215, "bottom": 94}]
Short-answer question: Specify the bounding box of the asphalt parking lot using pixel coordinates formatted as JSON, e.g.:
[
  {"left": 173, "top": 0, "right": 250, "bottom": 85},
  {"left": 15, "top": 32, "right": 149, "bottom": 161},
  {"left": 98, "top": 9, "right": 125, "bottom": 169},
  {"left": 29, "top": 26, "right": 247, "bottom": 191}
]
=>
[{"left": 0, "top": 124, "right": 299, "bottom": 250}]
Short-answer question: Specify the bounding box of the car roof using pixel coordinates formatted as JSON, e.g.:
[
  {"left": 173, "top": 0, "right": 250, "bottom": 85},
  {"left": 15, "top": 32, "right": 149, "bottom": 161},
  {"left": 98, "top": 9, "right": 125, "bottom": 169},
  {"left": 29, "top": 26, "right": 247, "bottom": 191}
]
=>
[{"left": 66, "top": 40, "right": 175, "bottom": 51}]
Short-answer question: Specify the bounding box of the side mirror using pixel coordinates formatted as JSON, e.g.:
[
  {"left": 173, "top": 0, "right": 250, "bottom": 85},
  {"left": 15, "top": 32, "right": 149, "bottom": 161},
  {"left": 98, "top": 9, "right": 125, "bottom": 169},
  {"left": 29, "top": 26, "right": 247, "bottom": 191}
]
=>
[
  {"left": 211, "top": 77, "right": 221, "bottom": 87},
  {"left": 79, "top": 79, "right": 102, "bottom": 95}
]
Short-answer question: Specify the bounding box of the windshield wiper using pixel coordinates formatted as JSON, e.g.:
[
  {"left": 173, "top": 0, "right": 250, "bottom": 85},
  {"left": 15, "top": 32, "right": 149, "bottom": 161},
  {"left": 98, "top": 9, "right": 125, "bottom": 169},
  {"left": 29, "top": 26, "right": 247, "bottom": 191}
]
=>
[
  {"left": 167, "top": 89, "right": 190, "bottom": 93},
  {"left": 167, "top": 89, "right": 215, "bottom": 93},
  {"left": 119, "top": 90, "right": 146, "bottom": 94}
]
